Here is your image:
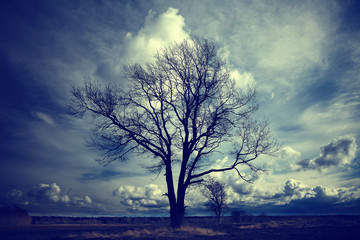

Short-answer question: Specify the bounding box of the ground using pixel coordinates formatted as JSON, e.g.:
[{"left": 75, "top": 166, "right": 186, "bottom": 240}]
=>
[{"left": 0, "top": 216, "right": 359, "bottom": 240}]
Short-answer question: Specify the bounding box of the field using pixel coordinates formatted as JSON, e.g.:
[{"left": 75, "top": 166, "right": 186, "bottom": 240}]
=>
[{"left": 0, "top": 215, "right": 359, "bottom": 240}]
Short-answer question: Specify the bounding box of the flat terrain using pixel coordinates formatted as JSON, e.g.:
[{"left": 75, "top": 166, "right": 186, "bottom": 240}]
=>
[{"left": 1, "top": 215, "right": 359, "bottom": 240}]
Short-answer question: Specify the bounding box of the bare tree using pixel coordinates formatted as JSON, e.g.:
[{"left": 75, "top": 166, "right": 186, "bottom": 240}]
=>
[
  {"left": 201, "top": 178, "right": 229, "bottom": 224},
  {"left": 68, "top": 37, "right": 279, "bottom": 228}
]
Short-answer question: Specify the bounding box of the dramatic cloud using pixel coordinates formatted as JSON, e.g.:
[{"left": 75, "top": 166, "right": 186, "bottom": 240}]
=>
[
  {"left": 28, "top": 183, "right": 68, "bottom": 204},
  {"left": 277, "top": 180, "right": 360, "bottom": 214},
  {"left": 124, "top": 7, "right": 189, "bottom": 64},
  {"left": 283, "top": 179, "right": 312, "bottom": 199},
  {"left": 26, "top": 183, "right": 94, "bottom": 208},
  {"left": 94, "top": 7, "right": 190, "bottom": 83},
  {"left": 227, "top": 178, "right": 360, "bottom": 215},
  {"left": 279, "top": 179, "right": 359, "bottom": 203},
  {"left": 0, "top": 182, "right": 106, "bottom": 215},
  {"left": 231, "top": 181, "right": 255, "bottom": 196},
  {"left": 297, "top": 135, "right": 357, "bottom": 171},
  {"left": 112, "top": 184, "right": 168, "bottom": 212},
  {"left": 313, "top": 186, "right": 338, "bottom": 199}
]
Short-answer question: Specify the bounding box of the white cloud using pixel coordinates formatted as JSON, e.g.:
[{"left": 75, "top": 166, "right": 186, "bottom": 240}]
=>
[
  {"left": 84, "top": 195, "right": 92, "bottom": 204},
  {"left": 34, "top": 112, "right": 56, "bottom": 127},
  {"left": 231, "top": 180, "right": 255, "bottom": 196},
  {"left": 28, "top": 183, "right": 66, "bottom": 203},
  {"left": 238, "top": 178, "right": 360, "bottom": 208},
  {"left": 27, "top": 183, "right": 94, "bottom": 207},
  {"left": 279, "top": 146, "right": 301, "bottom": 160},
  {"left": 113, "top": 185, "right": 144, "bottom": 200},
  {"left": 313, "top": 186, "right": 338, "bottom": 198},
  {"left": 264, "top": 146, "right": 301, "bottom": 173},
  {"left": 283, "top": 179, "right": 312, "bottom": 199},
  {"left": 94, "top": 7, "right": 190, "bottom": 82},
  {"left": 124, "top": 8, "right": 189, "bottom": 64},
  {"left": 230, "top": 70, "right": 256, "bottom": 89},
  {"left": 112, "top": 184, "right": 168, "bottom": 211},
  {"left": 277, "top": 179, "right": 360, "bottom": 203},
  {"left": 60, "top": 195, "right": 70, "bottom": 204},
  {"left": 72, "top": 195, "right": 92, "bottom": 206},
  {"left": 208, "top": 156, "right": 229, "bottom": 179},
  {"left": 297, "top": 135, "right": 357, "bottom": 171},
  {"left": 209, "top": 170, "right": 360, "bottom": 211}
]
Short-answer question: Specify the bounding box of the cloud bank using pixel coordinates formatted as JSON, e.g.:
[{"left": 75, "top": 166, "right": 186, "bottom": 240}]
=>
[{"left": 2, "top": 183, "right": 97, "bottom": 214}]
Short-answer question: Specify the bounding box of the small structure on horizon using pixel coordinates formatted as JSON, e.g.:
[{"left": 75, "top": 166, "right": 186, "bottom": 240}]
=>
[{"left": 0, "top": 205, "right": 32, "bottom": 226}]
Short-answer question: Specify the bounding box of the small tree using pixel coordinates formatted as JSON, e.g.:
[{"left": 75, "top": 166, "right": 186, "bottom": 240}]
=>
[
  {"left": 68, "top": 37, "right": 279, "bottom": 228},
  {"left": 201, "top": 178, "right": 229, "bottom": 224}
]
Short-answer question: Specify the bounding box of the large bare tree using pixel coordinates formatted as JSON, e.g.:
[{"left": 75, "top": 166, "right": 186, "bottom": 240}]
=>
[{"left": 68, "top": 38, "right": 279, "bottom": 228}]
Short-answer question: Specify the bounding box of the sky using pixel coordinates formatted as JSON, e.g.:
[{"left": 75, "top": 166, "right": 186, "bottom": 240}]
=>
[{"left": 0, "top": 0, "right": 359, "bottom": 217}]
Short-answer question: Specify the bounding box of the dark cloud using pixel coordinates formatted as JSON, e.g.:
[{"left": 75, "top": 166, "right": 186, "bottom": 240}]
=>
[
  {"left": 27, "top": 183, "right": 70, "bottom": 204},
  {"left": 80, "top": 169, "right": 143, "bottom": 181},
  {"left": 2, "top": 182, "right": 95, "bottom": 209},
  {"left": 282, "top": 194, "right": 360, "bottom": 215},
  {"left": 277, "top": 124, "right": 303, "bottom": 133},
  {"left": 230, "top": 179, "right": 360, "bottom": 215},
  {"left": 241, "top": 197, "right": 360, "bottom": 216},
  {"left": 30, "top": 183, "right": 93, "bottom": 207},
  {"left": 4, "top": 189, "right": 22, "bottom": 205},
  {"left": 278, "top": 179, "right": 350, "bottom": 202},
  {"left": 0, "top": 182, "right": 103, "bottom": 215},
  {"left": 229, "top": 174, "right": 259, "bottom": 195},
  {"left": 253, "top": 179, "right": 311, "bottom": 201},
  {"left": 278, "top": 180, "right": 360, "bottom": 214},
  {"left": 231, "top": 183, "right": 254, "bottom": 195},
  {"left": 297, "top": 135, "right": 357, "bottom": 170},
  {"left": 283, "top": 179, "right": 310, "bottom": 198}
]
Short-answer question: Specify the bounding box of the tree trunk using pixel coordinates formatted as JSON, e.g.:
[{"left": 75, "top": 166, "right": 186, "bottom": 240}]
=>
[
  {"left": 165, "top": 161, "right": 185, "bottom": 228},
  {"left": 170, "top": 204, "right": 185, "bottom": 228},
  {"left": 169, "top": 185, "right": 186, "bottom": 228},
  {"left": 217, "top": 215, "right": 221, "bottom": 224}
]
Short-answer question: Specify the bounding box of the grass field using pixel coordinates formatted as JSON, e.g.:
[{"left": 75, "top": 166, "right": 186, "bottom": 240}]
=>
[{"left": 1, "top": 215, "right": 359, "bottom": 240}]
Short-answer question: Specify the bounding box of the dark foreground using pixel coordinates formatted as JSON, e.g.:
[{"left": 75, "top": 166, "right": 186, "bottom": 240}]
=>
[{"left": 1, "top": 215, "right": 359, "bottom": 240}]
